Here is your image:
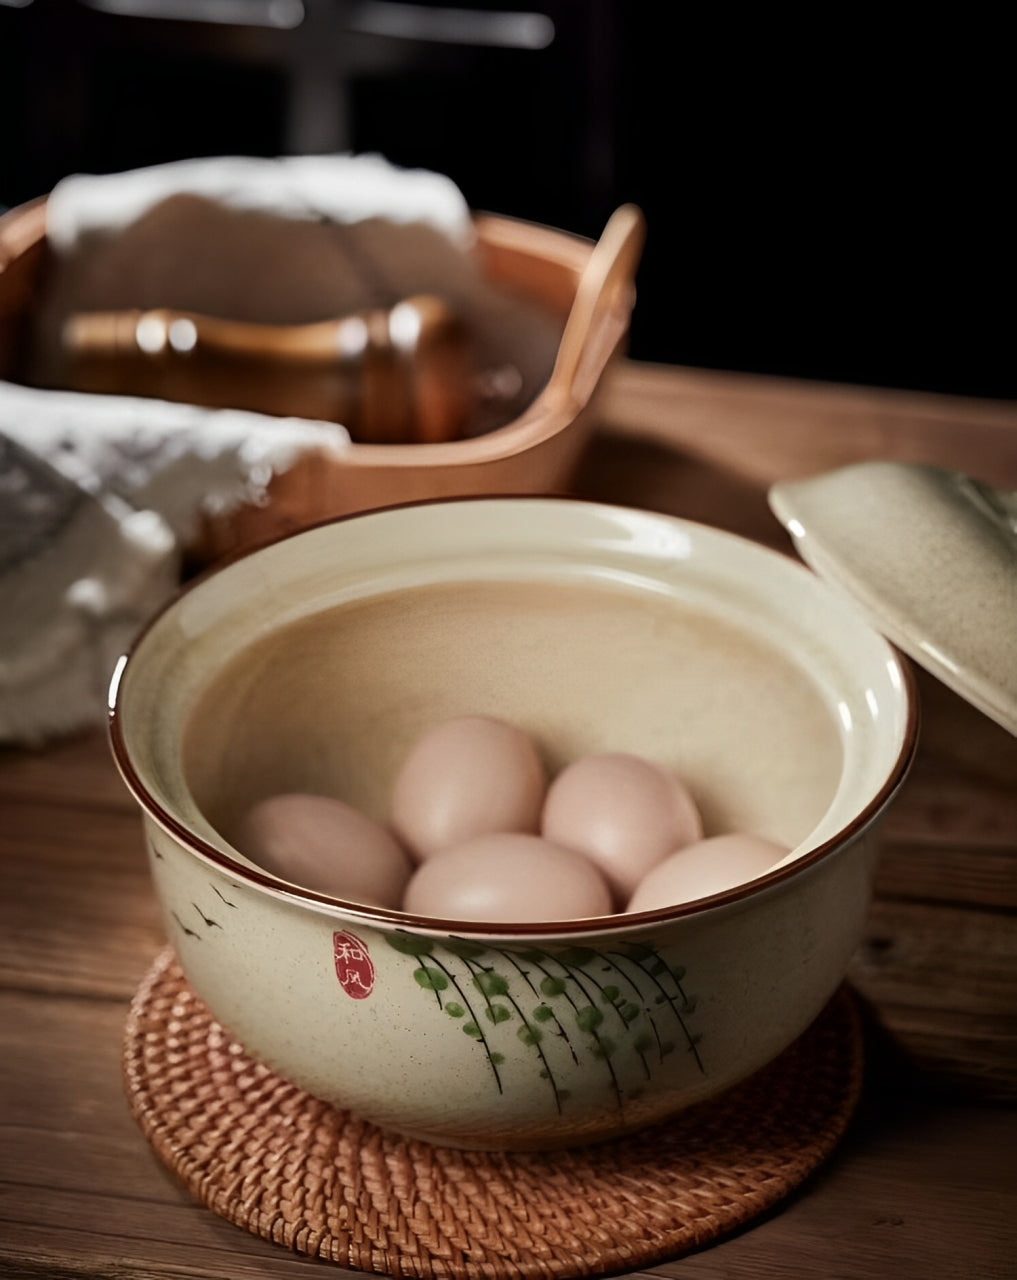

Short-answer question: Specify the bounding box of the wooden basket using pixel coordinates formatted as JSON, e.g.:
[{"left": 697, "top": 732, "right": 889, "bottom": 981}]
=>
[{"left": 0, "top": 198, "right": 643, "bottom": 563}]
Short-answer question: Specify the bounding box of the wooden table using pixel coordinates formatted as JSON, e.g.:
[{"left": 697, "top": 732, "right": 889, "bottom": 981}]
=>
[{"left": 2, "top": 360, "right": 1015, "bottom": 1278}]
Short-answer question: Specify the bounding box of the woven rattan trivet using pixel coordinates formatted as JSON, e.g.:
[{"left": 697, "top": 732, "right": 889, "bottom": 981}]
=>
[{"left": 123, "top": 947, "right": 864, "bottom": 1279}]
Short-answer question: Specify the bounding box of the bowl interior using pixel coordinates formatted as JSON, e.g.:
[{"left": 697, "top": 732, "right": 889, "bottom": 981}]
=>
[
  {"left": 114, "top": 498, "right": 913, "bottom": 914},
  {"left": 185, "top": 576, "right": 841, "bottom": 852}
]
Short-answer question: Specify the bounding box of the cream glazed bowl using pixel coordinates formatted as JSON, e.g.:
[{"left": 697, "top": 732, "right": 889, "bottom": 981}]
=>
[{"left": 109, "top": 496, "right": 917, "bottom": 1150}]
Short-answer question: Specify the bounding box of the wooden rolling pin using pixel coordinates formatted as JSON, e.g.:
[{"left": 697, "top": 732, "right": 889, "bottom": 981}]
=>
[{"left": 61, "top": 294, "right": 478, "bottom": 444}]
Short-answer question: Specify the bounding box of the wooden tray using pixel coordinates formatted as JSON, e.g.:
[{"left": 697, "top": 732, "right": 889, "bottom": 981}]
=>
[{"left": 0, "top": 198, "right": 643, "bottom": 563}]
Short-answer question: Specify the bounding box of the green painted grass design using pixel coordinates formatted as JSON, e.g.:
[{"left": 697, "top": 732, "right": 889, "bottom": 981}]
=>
[
  {"left": 386, "top": 931, "right": 505, "bottom": 1091},
  {"left": 607, "top": 943, "right": 705, "bottom": 1071},
  {"left": 385, "top": 931, "right": 704, "bottom": 1114}
]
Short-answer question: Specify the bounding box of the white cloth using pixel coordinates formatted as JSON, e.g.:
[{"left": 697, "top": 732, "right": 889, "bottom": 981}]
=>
[
  {"left": 44, "top": 153, "right": 475, "bottom": 253},
  {"left": 0, "top": 383, "right": 351, "bottom": 745},
  {"left": 0, "top": 153, "right": 486, "bottom": 745},
  {"left": 0, "top": 379, "right": 351, "bottom": 546},
  {"left": 1, "top": 433, "right": 177, "bottom": 745}
]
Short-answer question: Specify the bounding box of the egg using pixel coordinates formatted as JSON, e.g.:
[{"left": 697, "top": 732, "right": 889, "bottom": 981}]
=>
[
  {"left": 238, "top": 792, "right": 412, "bottom": 907},
  {"left": 625, "top": 833, "right": 790, "bottom": 912},
  {"left": 402, "top": 831, "right": 614, "bottom": 923},
  {"left": 390, "top": 714, "right": 547, "bottom": 860},
  {"left": 541, "top": 751, "right": 703, "bottom": 906}
]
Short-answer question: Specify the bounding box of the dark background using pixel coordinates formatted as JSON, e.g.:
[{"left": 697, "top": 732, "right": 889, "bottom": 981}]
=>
[{"left": 1, "top": 0, "right": 1010, "bottom": 400}]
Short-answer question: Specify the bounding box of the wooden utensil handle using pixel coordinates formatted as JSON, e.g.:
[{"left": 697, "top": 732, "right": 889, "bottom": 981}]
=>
[{"left": 61, "top": 295, "right": 477, "bottom": 444}]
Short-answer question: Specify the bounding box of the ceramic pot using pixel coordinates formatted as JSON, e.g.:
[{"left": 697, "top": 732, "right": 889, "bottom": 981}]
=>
[{"left": 109, "top": 497, "right": 916, "bottom": 1149}]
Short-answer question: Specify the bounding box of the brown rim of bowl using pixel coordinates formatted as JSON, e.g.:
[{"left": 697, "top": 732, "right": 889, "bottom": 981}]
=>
[{"left": 107, "top": 493, "right": 922, "bottom": 938}]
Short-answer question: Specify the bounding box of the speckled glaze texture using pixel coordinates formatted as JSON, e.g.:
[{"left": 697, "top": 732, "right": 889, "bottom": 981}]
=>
[
  {"left": 142, "top": 814, "right": 878, "bottom": 1149},
  {"left": 770, "top": 462, "right": 1017, "bottom": 737},
  {"left": 110, "top": 497, "right": 916, "bottom": 1150}
]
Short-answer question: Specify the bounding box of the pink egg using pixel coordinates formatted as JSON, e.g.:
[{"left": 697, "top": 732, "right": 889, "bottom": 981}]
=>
[
  {"left": 541, "top": 751, "right": 703, "bottom": 907},
  {"left": 626, "top": 833, "right": 790, "bottom": 912},
  {"left": 390, "top": 715, "right": 547, "bottom": 860},
  {"left": 238, "top": 792, "right": 412, "bottom": 907},
  {"left": 402, "top": 832, "right": 614, "bottom": 923}
]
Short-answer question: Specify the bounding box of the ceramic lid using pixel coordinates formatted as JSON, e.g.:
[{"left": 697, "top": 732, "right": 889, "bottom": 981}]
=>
[{"left": 768, "top": 461, "right": 1017, "bottom": 737}]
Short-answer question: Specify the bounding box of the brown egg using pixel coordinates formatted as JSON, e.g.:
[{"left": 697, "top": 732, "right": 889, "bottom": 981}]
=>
[
  {"left": 390, "top": 715, "right": 547, "bottom": 860},
  {"left": 238, "top": 792, "right": 412, "bottom": 907},
  {"left": 402, "top": 832, "right": 614, "bottom": 923},
  {"left": 541, "top": 751, "right": 703, "bottom": 907},
  {"left": 626, "top": 833, "right": 790, "bottom": 912}
]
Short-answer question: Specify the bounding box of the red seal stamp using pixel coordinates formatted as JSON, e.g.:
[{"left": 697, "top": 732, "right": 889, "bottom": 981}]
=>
[{"left": 332, "top": 930, "right": 375, "bottom": 999}]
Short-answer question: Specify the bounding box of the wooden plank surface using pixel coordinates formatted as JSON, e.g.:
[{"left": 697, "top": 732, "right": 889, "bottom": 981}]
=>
[
  {"left": 1, "top": 359, "right": 1015, "bottom": 1278},
  {"left": 599, "top": 361, "right": 1017, "bottom": 489}
]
